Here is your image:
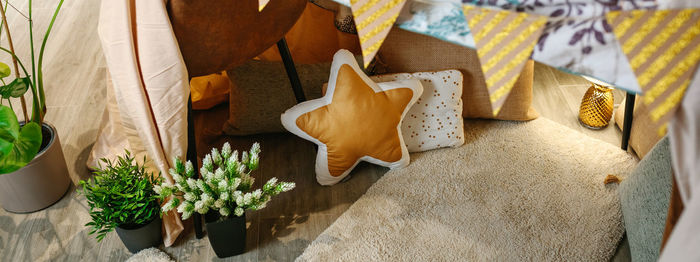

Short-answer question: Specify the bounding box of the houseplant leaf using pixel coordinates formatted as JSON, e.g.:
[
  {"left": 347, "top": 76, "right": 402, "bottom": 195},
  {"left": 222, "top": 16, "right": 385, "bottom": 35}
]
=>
[
  {"left": 0, "top": 106, "right": 20, "bottom": 157},
  {"left": 0, "top": 82, "right": 11, "bottom": 99},
  {"left": 80, "top": 150, "right": 163, "bottom": 243},
  {"left": 1, "top": 77, "right": 30, "bottom": 98},
  {"left": 0, "top": 135, "right": 11, "bottom": 157},
  {"left": 0, "top": 62, "right": 9, "bottom": 78},
  {"left": 0, "top": 106, "right": 42, "bottom": 174},
  {"left": 0, "top": 105, "right": 19, "bottom": 142}
]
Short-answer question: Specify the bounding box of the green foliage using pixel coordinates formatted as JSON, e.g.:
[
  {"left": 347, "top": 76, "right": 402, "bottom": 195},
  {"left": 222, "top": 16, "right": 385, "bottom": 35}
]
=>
[
  {"left": 0, "top": 105, "right": 41, "bottom": 174},
  {"left": 79, "top": 151, "right": 162, "bottom": 242},
  {"left": 0, "top": 62, "right": 9, "bottom": 78},
  {"left": 0, "top": 0, "right": 64, "bottom": 173},
  {"left": 156, "top": 143, "right": 295, "bottom": 221},
  {"left": 0, "top": 77, "right": 30, "bottom": 98}
]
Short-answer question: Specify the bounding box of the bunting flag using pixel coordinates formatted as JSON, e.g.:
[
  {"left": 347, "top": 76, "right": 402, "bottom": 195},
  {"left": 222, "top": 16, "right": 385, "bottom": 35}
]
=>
[
  {"left": 258, "top": 0, "right": 269, "bottom": 12},
  {"left": 606, "top": 9, "right": 700, "bottom": 136},
  {"left": 462, "top": 5, "right": 547, "bottom": 116},
  {"left": 350, "top": 0, "right": 407, "bottom": 68}
]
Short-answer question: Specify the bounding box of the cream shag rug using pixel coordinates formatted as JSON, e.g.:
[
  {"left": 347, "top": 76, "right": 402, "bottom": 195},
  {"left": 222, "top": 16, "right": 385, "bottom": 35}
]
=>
[{"left": 297, "top": 118, "right": 637, "bottom": 261}]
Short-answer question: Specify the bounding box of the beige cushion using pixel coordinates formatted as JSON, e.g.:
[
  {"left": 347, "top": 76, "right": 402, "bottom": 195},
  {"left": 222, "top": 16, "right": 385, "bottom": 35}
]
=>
[
  {"left": 615, "top": 96, "right": 665, "bottom": 158},
  {"left": 368, "top": 70, "right": 465, "bottom": 152},
  {"left": 377, "top": 28, "right": 538, "bottom": 121}
]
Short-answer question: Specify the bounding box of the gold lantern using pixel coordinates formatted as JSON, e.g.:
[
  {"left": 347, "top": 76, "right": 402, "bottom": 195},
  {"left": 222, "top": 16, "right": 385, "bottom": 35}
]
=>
[{"left": 579, "top": 77, "right": 614, "bottom": 129}]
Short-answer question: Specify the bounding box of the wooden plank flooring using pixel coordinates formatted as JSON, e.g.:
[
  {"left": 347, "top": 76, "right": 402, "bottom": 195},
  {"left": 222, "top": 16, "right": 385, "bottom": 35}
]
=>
[
  {"left": 532, "top": 62, "right": 627, "bottom": 147},
  {"left": 0, "top": 1, "right": 629, "bottom": 261}
]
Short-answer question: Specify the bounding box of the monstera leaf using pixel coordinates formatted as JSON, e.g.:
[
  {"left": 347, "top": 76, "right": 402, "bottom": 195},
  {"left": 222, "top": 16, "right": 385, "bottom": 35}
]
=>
[{"left": 0, "top": 106, "right": 42, "bottom": 174}]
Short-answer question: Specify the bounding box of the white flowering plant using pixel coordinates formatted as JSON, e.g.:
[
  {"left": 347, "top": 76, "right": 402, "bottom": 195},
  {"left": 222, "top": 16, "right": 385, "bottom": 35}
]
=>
[{"left": 154, "top": 142, "right": 295, "bottom": 220}]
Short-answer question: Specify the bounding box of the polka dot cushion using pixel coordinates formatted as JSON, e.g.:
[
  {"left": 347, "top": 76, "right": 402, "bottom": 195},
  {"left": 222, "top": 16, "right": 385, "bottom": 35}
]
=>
[{"left": 371, "top": 70, "right": 465, "bottom": 152}]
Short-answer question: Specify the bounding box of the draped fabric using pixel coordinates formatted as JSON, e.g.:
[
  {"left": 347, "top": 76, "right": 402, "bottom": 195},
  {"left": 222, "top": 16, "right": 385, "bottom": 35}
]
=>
[
  {"left": 660, "top": 66, "right": 700, "bottom": 261},
  {"left": 95, "top": 0, "right": 188, "bottom": 246}
]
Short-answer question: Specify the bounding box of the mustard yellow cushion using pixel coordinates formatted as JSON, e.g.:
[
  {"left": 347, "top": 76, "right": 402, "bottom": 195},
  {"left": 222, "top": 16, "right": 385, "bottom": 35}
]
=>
[{"left": 281, "top": 49, "right": 423, "bottom": 185}]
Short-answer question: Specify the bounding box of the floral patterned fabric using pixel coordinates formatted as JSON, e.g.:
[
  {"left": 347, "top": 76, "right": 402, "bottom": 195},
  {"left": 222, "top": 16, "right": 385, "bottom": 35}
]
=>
[
  {"left": 397, "top": 1, "right": 475, "bottom": 47},
  {"left": 331, "top": 0, "right": 700, "bottom": 93}
]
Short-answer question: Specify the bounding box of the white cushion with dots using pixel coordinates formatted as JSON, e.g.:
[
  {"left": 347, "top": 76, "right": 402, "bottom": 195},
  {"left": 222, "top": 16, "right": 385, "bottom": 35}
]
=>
[{"left": 371, "top": 70, "right": 464, "bottom": 152}]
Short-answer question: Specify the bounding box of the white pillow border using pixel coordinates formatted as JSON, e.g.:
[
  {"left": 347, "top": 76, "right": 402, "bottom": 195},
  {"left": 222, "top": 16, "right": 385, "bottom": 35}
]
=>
[{"left": 281, "top": 49, "right": 424, "bottom": 185}]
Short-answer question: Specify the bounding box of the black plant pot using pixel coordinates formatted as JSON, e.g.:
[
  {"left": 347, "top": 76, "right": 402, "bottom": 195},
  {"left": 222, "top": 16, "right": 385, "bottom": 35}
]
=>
[
  {"left": 115, "top": 216, "right": 162, "bottom": 253},
  {"left": 205, "top": 211, "right": 246, "bottom": 258}
]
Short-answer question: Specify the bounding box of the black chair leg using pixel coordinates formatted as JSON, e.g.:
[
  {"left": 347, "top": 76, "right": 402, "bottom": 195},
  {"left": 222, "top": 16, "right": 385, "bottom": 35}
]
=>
[
  {"left": 621, "top": 92, "right": 635, "bottom": 151},
  {"left": 277, "top": 38, "right": 306, "bottom": 103},
  {"left": 187, "top": 95, "right": 204, "bottom": 239}
]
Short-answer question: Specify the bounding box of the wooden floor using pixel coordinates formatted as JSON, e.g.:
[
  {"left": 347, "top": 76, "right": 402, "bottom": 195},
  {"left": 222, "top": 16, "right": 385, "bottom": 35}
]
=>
[
  {"left": 532, "top": 63, "right": 627, "bottom": 147},
  {"left": 0, "top": 1, "right": 630, "bottom": 261}
]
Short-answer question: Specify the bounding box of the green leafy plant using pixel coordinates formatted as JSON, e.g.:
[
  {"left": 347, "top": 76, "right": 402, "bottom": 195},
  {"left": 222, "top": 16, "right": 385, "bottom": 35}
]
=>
[
  {"left": 0, "top": 106, "right": 40, "bottom": 173},
  {"left": 80, "top": 151, "right": 162, "bottom": 242},
  {"left": 0, "top": 0, "right": 65, "bottom": 174},
  {"left": 156, "top": 142, "right": 295, "bottom": 220}
]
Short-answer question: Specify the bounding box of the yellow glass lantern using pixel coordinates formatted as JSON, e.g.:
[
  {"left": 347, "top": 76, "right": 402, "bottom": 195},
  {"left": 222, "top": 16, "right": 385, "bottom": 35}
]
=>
[{"left": 579, "top": 76, "right": 614, "bottom": 129}]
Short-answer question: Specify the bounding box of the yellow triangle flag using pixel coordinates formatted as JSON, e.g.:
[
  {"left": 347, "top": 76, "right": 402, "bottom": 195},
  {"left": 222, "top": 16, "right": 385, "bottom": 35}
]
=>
[
  {"left": 463, "top": 5, "right": 547, "bottom": 116},
  {"left": 258, "top": 0, "right": 269, "bottom": 12},
  {"left": 351, "top": 0, "right": 407, "bottom": 68},
  {"left": 607, "top": 9, "right": 700, "bottom": 136}
]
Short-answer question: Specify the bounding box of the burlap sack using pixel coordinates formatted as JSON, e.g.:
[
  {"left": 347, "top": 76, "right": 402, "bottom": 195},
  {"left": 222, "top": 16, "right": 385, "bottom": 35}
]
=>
[{"left": 377, "top": 28, "right": 538, "bottom": 121}]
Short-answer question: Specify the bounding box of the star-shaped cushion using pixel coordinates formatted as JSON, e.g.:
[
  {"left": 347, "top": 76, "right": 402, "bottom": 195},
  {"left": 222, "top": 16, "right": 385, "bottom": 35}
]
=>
[{"left": 281, "top": 49, "right": 423, "bottom": 185}]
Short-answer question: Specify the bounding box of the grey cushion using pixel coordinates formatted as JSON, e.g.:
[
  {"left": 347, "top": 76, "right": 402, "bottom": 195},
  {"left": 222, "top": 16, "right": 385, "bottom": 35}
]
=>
[{"left": 619, "top": 136, "right": 672, "bottom": 262}]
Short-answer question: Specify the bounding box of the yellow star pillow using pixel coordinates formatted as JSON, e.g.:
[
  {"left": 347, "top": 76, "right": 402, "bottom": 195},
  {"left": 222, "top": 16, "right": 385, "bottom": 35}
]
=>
[{"left": 281, "top": 49, "right": 423, "bottom": 185}]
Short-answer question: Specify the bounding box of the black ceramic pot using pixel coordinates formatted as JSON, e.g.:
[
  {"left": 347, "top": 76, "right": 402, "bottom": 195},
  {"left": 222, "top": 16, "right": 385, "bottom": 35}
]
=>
[
  {"left": 205, "top": 211, "right": 246, "bottom": 258},
  {"left": 115, "top": 216, "right": 162, "bottom": 253}
]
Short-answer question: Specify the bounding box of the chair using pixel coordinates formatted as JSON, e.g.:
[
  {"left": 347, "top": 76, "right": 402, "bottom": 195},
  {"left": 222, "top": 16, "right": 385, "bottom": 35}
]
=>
[{"left": 167, "top": 0, "right": 308, "bottom": 238}]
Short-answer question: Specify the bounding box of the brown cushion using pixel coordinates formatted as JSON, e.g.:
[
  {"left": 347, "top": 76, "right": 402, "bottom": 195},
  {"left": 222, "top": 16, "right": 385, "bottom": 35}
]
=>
[
  {"left": 615, "top": 96, "right": 665, "bottom": 158},
  {"left": 376, "top": 28, "right": 538, "bottom": 121},
  {"left": 223, "top": 60, "right": 332, "bottom": 135}
]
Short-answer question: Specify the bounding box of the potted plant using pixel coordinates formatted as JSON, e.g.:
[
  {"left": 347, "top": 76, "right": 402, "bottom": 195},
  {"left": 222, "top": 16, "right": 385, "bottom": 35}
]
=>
[
  {"left": 156, "top": 142, "right": 295, "bottom": 258},
  {"left": 0, "top": 0, "right": 70, "bottom": 213},
  {"left": 80, "top": 150, "right": 163, "bottom": 253}
]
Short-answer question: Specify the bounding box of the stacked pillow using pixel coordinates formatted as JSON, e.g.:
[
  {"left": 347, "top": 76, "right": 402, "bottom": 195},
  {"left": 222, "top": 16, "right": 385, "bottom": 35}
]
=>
[
  {"left": 282, "top": 49, "right": 466, "bottom": 185},
  {"left": 324, "top": 70, "right": 466, "bottom": 152},
  {"left": 281, "top": 49, "right": 423, "bottom": 185}
]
